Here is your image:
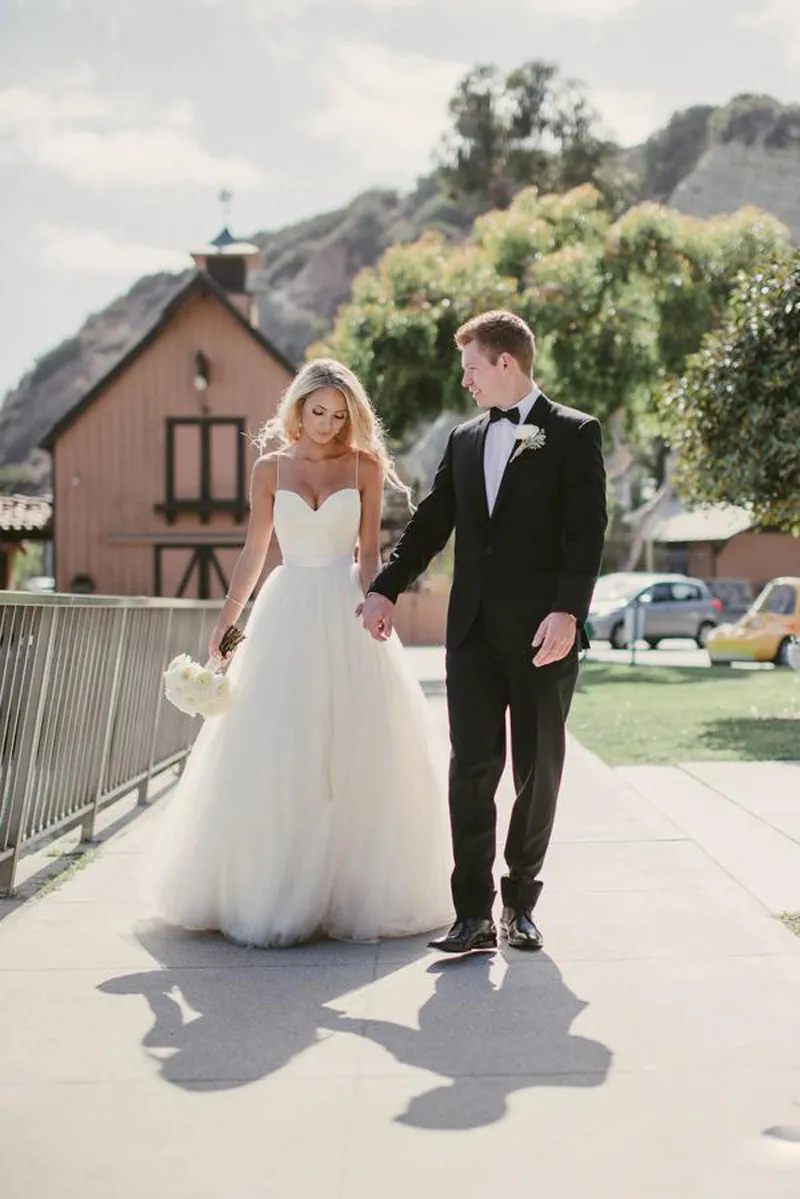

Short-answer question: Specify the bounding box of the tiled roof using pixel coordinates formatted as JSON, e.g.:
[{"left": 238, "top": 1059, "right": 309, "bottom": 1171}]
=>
[{"left": 0, "top": 494, "right": 53, "bottom": 534}]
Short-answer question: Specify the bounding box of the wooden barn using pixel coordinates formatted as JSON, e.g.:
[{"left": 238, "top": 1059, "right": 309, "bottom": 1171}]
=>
[{"left": 41, "top": 229, "right": 295, "bottom": 599}]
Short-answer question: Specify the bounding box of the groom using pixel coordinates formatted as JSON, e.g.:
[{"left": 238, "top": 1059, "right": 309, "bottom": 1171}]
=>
[{"left": 360, "top": 310, "right": 607, "bottom": 953}]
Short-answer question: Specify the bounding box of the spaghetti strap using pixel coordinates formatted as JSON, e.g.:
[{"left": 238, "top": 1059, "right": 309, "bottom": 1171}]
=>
[{"left": 355, "top": 450, "right": 359, "bottom": 490}]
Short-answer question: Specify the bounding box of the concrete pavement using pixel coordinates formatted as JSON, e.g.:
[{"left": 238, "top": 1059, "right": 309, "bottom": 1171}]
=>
[
  {"left": 1, "top": 649, "right": 800, "bottom": 1198},
  {"left": 619, "top": 760, "right": 800, "bottom": 913}
]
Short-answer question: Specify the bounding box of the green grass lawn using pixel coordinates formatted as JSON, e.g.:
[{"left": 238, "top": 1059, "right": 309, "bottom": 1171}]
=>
[{"left": 569, "top": 662, "right": 800, "bottom": 766}]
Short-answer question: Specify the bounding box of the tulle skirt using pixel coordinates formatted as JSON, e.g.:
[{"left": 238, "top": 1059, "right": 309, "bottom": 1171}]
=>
[{"left": 144, "top": 559, "right": 453, "bottom": 946}]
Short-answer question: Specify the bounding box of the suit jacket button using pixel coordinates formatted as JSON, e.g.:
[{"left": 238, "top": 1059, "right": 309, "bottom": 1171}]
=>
[{"left": 485, "top": 547, "right": 493, "bottom": 556}]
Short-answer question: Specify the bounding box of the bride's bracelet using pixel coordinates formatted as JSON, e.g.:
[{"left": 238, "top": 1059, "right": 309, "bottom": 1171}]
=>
[{"left": 225, "top": 593, "right": 246, "bottom": 610}]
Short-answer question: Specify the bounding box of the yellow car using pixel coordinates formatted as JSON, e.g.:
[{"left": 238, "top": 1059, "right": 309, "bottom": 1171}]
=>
[{"left": 706, "top": 577, "right": 800, "bottom": 666}]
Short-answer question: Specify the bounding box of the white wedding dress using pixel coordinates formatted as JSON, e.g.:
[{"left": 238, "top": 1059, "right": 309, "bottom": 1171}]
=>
[{"left": 145, "top": 482, "right": 452, "bottom": 947}]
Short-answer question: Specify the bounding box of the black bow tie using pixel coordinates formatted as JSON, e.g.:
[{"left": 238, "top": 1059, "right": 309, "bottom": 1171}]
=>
[{"left": 489, "top": 406, "right": 520, "bottom": 424}]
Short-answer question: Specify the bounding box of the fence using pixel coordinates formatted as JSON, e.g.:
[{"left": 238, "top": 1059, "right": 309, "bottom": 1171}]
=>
[{"left": 0, "top": 593, "right": 221, "bottom": 895}]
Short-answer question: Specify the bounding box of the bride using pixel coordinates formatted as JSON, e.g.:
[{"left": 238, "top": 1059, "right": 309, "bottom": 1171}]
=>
[{"left": 145, "top": 359, "right": 452, "bottom": 947}]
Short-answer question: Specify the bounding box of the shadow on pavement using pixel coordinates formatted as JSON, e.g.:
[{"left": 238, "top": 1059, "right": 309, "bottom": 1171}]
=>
[
  {"left": 98, "top": 920, "right": 381, "bottom": 1091},
  {"left": 99, "top": 921, "right": 612, "bottom": 1131},
  {"left": 323, "top": 952, "right": 612, "bottom": 1130}
]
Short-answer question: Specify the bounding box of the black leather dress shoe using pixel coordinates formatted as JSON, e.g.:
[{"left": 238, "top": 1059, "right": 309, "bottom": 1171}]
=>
[
  {"left": 428, "top": 918, "right": 497, "bottom": 954},
  {"left": 500, "top": 907, "right": 543, "bottom": 950}
]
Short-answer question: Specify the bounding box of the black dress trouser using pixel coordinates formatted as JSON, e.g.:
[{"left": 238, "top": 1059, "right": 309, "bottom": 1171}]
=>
[{"left": 445, "top": 609, "right": 579, "bottom": 919}]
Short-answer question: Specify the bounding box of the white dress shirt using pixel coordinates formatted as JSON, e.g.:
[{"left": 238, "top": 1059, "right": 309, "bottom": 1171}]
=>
[{"left": 483, "top": 387, "right": 540, "bottom": 515}]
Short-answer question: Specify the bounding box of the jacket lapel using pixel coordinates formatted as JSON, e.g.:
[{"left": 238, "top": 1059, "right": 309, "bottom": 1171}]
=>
[
  {"left": 467, "top": 412, "right": 491, "bottom": 526},
  {"left": 490, "top": 391, "right": 550, "bottom": 523}
]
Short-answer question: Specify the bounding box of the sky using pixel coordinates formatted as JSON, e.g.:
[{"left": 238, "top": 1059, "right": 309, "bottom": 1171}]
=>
[{"left": 1, "top": 0, "right": 799, "bottom": 398}]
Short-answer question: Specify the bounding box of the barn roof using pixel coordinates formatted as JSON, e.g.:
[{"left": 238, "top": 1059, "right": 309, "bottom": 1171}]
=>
[{"left": 40, "top": 271, "right": 296, "bottom": 449}]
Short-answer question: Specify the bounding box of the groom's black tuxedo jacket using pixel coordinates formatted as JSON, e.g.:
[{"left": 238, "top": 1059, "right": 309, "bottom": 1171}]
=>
[{"left": 370, "top": 392, "right": 608, "bottom": 652}]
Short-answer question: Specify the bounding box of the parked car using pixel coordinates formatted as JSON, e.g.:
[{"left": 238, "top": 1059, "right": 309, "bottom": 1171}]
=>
[
  {"left": 587, "top": 572, "right": 723, "bottom": 650},
  {"left": 706, "top": 577, "right": 800, "bottom": 666}
]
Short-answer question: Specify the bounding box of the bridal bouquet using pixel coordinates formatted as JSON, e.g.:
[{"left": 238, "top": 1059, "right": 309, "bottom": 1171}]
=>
[{"left": 163, "top": 626, "right": 245, "bottom": 720}]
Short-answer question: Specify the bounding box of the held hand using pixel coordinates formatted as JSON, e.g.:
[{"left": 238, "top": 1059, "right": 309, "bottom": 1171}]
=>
[
  {"left": 357, "top": 592, "right": 395, "bottom": 641},
  {"left": 531, "top": 611, "right": 577, "bottom": 667},
  {"left": 208, "top": 622, "right": 229, "bottom": 663}
]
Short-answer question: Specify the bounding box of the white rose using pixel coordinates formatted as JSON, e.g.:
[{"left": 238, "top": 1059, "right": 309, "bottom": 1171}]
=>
[
  {"left": 510, "top": 423, "right": 547, "bottom": 460},
  {"left": 515, "top": 424, "right": 540, "bottom": 441}
]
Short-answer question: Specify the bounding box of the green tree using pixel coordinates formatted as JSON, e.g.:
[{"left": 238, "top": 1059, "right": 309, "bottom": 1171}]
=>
[
  {"left": 309, "top": 233, "right": 515, "bottom": 434},
  {"left": 312, "top": 186, "right": 790, "bottom": 446},
  {"left": 660, "top": 251, "right": 800, "bottom": 533},
  {"left": 437, "top": 61, "right": 613, "bottom": 211}
]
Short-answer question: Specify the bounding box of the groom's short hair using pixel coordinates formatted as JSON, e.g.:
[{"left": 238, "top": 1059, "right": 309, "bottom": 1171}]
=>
[{"left": 455, "top": 310, "right": 535, "bottom": 375}]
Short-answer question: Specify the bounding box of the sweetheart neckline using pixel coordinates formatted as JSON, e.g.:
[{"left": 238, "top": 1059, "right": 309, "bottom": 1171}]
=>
[{"left": 276, "top": 487, "right": 359, "bottom": 514}]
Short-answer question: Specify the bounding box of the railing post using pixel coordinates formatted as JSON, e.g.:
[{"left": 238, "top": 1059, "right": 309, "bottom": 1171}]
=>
[
  {"left": 0, "top": 593, "right": 214, "bottom": 887},
  {"left": 81, "top": 607, "right": 129, "bottom": 842},
  {"left": 140, "top": 609, "right": 173, "bottom": 807},
  {"left": 0, "top": 607, "right": 60, "bottom": 895}
]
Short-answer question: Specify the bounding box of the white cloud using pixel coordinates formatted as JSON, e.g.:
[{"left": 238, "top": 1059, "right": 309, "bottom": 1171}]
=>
[
  {"left": 523, "top": 0, "right": 640, "bottom": 19},
  {"left": 0, "top": 68, "right": 263, "bottom": 189},
  {"left": 739, "top": 1, "right": 800, "bottom": 65},
  {"left": 37, "top": 224, "right": 190, "bottom": 274},
  {"left": 310, "top": 43, "right": 466, "bottom": 183},
  {"left": 252, "top": 0, "right": 636, "bottom": 17},
  {"left": 592, "top": 88, "right": 664, "bottom": 146}
]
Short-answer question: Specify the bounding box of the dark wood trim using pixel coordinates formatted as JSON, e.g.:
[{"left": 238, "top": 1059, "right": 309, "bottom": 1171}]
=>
[
  {"left": 210, "top": 551, "right": 228, "bottom": 593},
  {"left": 175, "top": 551, "right": 198, "bottom": 598},
  {"left": 160, "top": 417, "right": 248, "bottom": 524},
  {"left": 155, "top": 499, "right": 250, "bottom": 522},
  {"left": 165, "top": 417, "right": 176, "bottom": 512},
  {"left": 200, "top": 421, "right": 211, "bottom": 511},
  {"left": 153, "top": 541, "right": 241, "bottom": 599}
]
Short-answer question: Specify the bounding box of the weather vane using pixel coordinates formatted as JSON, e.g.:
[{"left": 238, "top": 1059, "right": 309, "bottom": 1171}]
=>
[{"left": 219, "top": 188, "right": 233, "bottom": 223}]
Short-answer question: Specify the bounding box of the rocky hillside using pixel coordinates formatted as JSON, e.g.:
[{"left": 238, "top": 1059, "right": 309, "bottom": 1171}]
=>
[
  {"left": 669, "top": 97, "right": 800, "bottom": 238},
  {"left": 2, "top": 94, "right": 799, "bottom": 486}
]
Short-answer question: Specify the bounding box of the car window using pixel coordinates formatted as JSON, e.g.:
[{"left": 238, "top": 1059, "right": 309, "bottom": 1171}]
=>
[
  {"left": 593, "top": 575, "right": 647, "bottom": 603},
  {"left": 761, "top": 585, "right": 796, "bottom": 616},
  {"left": 671, "top": 582, "right": 698, "bottom": 602},
  {"left": 649, "top": 583, "right": 674, "bottom": 604}
]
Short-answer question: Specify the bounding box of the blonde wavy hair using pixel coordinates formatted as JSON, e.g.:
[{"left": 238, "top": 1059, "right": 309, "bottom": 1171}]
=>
[{"left": 258, "top": 358, "right": 411, "bottom": 501}]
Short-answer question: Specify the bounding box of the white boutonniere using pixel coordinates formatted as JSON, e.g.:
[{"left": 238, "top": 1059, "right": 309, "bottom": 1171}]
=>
[{"left": 510, "top": 423, "right": 547, "bottom": 463}]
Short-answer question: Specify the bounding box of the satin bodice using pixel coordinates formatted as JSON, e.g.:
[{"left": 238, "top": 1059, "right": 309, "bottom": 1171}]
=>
[{"left": 274, "top": 488, "right": 360, "bottom": 568}]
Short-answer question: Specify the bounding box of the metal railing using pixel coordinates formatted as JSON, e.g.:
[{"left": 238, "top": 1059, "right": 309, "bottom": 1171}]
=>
[{"left": 0, "top": 593, "right": 223, "bottom": 895}]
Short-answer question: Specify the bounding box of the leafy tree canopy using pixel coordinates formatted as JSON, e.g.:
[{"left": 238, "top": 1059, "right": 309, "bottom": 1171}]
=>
[
  {"left": 435, "top": 60, "right": 626, "bottom": 212},
  {"left": 661, "top": 251, "right": 800, "bottom": 533},
  {"left": 311, "top": 185, "right": 790, "bottom": 448}
]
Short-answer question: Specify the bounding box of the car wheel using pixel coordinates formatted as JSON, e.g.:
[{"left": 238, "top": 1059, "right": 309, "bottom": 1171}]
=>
[
  {"left": 774, "top": 637, "right": 792, "bottom": 667},
  {"left": 696, "top": 622, "right": 715, "bottom": 649},
  {"left": 609, "top": 623, "right": 628, "bottom": 651},
  {"left": 646, "top": 639, "right": 660, "bottom": 650}
]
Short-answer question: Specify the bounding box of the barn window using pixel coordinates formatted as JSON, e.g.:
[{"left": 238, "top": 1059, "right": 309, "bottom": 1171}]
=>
[{"left": 157, "top": 417, "right": 248, "bottom": 524}]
